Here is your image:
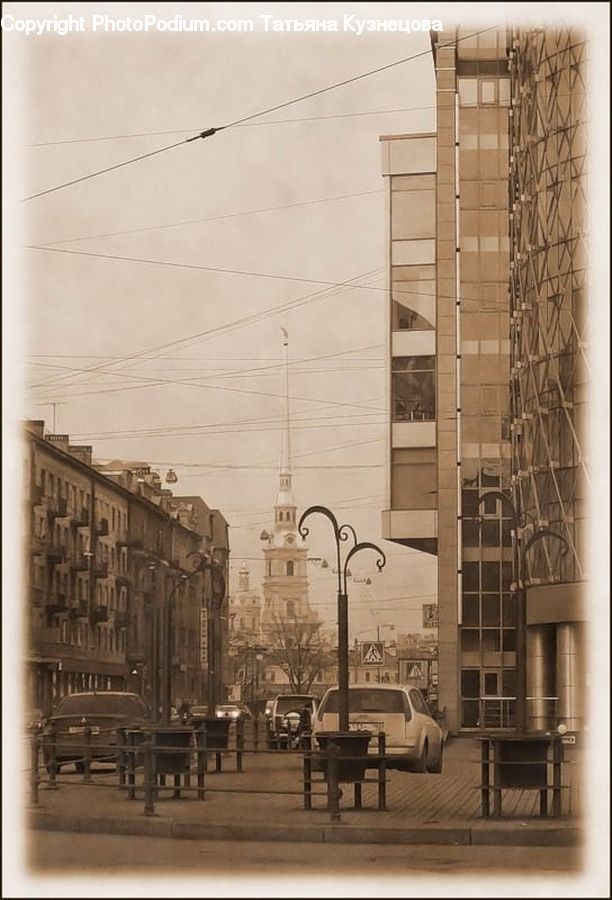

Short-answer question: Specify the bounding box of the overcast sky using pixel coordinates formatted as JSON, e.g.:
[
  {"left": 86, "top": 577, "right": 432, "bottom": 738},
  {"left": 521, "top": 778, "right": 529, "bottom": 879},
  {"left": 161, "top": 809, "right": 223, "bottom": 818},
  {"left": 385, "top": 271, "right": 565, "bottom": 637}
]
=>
[
  {"left": 11, "top": 1, "right": 448, "bottom": 642},
  {"left": 5, "top": 1, "right": 608, "bottom": 651},
  {"left": 3, "top": 3, "right": 610, "bottom": 898}
]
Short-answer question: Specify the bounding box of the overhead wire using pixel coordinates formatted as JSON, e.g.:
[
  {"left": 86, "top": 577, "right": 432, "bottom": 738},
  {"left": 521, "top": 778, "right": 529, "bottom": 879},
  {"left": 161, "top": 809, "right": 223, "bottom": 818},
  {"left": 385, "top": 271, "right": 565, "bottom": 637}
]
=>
[
  {"left": 27, "top": 267, "right": 383, "bottom": 391},
  {"left": 21, "top": 24, "right": 502, "bottom": 202},
  {"left": 34, "top": 188, "right": 384, "bottom": 248},
  {"left": 27, "top": 106, "right": 436, "bottom": 148}
]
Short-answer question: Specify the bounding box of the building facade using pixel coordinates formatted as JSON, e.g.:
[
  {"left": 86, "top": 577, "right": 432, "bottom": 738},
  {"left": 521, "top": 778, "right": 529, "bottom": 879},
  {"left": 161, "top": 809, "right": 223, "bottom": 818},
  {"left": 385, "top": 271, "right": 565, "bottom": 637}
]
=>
[
  {"left": 381, "top": 25, "right": 588, "bottom": 734},
  {"left": 24, "top": 423, "right": 229, "bottom": 716},
  {"left": 508, "top": 26, "right": 588, "bottom": 731}
]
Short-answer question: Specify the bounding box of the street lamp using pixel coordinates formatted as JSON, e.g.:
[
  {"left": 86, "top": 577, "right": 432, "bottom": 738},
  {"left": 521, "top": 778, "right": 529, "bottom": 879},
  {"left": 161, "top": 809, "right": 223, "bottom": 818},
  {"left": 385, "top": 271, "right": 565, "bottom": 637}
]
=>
[
  {"left": 298, "top": 505, "right": 386, "bottom": 732},
  {"left": 477, "top": 491, "right": 568, "bottom": 734},
  {"left": 160, "top": 549, "right": 226, "bottom": 726}
]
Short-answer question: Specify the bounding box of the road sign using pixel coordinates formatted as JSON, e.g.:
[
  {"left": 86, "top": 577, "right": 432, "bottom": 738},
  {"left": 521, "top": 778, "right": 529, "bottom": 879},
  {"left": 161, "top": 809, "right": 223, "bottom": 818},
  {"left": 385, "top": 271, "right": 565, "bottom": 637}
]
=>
[
  {"left": 361, "top": 641, "right": 384, "bottom": 665},
  {"left": 407, "top": 663, "right": 423, "bottom": 679},
  {"left": 199, "top": 607, "right": 208, "bottom": 666}
]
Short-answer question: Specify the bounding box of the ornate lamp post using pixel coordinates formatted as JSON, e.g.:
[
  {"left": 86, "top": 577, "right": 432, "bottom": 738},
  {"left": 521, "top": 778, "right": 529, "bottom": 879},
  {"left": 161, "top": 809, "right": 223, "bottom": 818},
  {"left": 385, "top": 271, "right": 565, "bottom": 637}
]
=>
[
  {"left": 298, "top": 505, "right": 386, "bottom": 732},
  {"left": 477, "top": 491, "right": 568, "bottom": 733}
]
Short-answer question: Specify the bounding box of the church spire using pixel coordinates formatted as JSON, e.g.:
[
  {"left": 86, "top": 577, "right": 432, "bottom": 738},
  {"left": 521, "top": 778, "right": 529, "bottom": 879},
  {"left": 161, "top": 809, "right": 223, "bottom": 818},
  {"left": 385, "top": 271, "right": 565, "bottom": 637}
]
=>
[
  {"left": 280, "top": 327, "right": 291, "bottom": 481},
  {"left": 275, "top": 327, "right": 294, "bottom": 518}
]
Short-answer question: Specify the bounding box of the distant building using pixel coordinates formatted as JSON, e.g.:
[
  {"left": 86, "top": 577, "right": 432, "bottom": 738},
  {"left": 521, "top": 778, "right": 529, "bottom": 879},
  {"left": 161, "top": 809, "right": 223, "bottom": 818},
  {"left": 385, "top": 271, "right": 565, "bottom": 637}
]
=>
[{"left": 23, "top": 423, "right": 229, "bottom": 715}]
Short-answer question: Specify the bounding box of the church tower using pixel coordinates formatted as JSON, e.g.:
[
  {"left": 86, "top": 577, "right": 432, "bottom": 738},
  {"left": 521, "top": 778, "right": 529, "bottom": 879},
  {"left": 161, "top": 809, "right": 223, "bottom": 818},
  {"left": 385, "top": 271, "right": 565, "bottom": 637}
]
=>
[{"left": 260, "top": 329, "right": 317, "bottom": 637}]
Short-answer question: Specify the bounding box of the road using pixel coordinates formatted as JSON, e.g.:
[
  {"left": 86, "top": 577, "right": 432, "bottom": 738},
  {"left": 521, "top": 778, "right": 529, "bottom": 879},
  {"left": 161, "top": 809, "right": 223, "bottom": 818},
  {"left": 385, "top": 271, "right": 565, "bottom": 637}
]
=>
[{"left": 28, "top": 830, "right": 581, "bottom": 875}]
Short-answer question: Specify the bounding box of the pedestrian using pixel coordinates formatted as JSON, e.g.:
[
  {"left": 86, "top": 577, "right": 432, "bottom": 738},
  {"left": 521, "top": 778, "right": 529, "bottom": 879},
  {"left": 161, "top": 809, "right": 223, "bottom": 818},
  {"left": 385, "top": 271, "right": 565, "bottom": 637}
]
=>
[{"left": 298, "top": 703, "right": 311, "bottom": 748}]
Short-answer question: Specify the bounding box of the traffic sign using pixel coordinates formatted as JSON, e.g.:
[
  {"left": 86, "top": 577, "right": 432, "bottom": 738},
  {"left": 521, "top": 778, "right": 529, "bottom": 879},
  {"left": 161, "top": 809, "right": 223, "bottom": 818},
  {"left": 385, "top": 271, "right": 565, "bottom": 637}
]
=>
[
  {"left": 406, "top": 663, "right": 423, "bottom": 679},
  {"left": 361, "top": 641, "right": 384, "bottom": 665}
]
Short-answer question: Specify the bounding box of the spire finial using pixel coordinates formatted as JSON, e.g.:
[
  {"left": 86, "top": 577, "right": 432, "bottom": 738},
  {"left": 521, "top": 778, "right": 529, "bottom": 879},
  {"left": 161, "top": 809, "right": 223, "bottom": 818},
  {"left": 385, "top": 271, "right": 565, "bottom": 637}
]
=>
[{"left": 280, "top": 328, "right": 291, "bottom": 477}]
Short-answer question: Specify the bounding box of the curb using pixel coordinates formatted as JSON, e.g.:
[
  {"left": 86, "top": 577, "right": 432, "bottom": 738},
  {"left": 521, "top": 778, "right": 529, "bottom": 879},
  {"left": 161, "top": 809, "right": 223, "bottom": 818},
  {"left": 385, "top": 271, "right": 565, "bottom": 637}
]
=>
[{"left": 29, "top": 811, "right": 583, "bottom": 847}]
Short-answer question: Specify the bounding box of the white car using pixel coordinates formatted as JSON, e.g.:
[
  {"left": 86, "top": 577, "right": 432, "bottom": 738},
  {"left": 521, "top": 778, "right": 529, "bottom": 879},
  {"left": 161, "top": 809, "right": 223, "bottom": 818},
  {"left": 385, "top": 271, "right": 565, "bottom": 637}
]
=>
[{"left": 312, "top": 684, "right": 444, "bottom": 773}]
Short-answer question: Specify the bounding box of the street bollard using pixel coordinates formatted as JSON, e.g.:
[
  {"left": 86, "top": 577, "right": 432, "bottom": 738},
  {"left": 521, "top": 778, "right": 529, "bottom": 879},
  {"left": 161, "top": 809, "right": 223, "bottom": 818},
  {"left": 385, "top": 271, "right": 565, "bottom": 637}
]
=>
[
  {"left": 196, "top": 726, "right": 207, "bottom": 801},
  {"left": 236, "top": 717, "right": 244, "bottom": 773},
  {"left": 253, "top": 714, "right": 259, "bottom": 750},
  {"left": 143, "top": 737, "right": 156, "bottom": 816},
  {"left": 552, "top": 738, "right": 563, "bottom": 817},
  {"left": 45, "top": 723, "right": 59, "bottom": 791},
  {"left": 30, "top": 731, "right": 40, "bottom": 806},
  {"left": 83, "top": 726, "right": 93, "bottom": 783},
  {"left": 377, "top": 731, "right": 387, "bottom": 811},
  {"left": 481, "top": 738, "right": 491, "bottom": 817},
  {"left": 326, "top": 741, "right": 341, "bottom": 823},
  {"left": 126, "top": 731, "right": 137, "bottom": 801},
  {"left": 302, "top": 737, "right": 312, "bottom": 811},
  {"left": 117, "top": 728, "right": 126, "bottom": 793}
]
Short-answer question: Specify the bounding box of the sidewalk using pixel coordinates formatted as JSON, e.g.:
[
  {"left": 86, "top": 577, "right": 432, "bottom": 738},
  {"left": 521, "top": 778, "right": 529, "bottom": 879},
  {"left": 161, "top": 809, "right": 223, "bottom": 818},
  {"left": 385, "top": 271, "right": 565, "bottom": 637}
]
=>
[{"left": 27, "top": 737, "right": 584, "bottom": 847}]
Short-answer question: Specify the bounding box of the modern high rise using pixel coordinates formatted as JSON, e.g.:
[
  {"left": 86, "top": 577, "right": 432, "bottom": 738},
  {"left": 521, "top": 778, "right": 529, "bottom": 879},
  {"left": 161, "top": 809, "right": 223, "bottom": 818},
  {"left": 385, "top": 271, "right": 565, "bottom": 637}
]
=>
[
  {"left": 508, "top": 26, "right": 588, "bottom": 732},
  {"left": 381, "top": 25, "right": 588, "bottom": 734}
]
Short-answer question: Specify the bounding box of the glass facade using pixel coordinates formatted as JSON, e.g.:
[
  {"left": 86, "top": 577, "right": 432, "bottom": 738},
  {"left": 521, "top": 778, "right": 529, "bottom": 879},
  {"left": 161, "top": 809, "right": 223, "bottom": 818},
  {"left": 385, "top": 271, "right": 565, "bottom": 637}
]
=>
[{"left": 392, "top": 356, "right": 436, "bottom": 422}]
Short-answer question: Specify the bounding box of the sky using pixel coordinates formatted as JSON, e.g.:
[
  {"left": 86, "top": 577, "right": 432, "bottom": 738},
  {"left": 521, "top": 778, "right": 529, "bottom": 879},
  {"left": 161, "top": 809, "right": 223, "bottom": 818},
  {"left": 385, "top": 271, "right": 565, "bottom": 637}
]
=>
[
  {"left": 12, "top": 1, "right": 445, "bottom": 642},
  {"left": 3, "top": 3, "right": 610, "bottom": 897}
]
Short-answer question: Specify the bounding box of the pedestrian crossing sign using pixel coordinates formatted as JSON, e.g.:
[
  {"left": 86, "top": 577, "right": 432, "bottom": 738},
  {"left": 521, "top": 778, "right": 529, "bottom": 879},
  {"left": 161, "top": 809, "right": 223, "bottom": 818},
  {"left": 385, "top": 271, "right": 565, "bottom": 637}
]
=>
[
  {"left": 407, "top": 664, "right": 423, "bottom": 679},
  {"left": 361, "top": 641, "right": 385, "bottom": 665}
]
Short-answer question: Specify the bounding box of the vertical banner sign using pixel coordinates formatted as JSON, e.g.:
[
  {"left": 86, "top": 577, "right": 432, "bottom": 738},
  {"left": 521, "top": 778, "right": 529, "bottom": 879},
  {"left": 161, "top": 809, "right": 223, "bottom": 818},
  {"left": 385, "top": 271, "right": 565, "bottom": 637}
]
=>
[
  {"left": 199, "top": 607, "right": 208, "bottom": 667},
  {"left": 423, "top": 604, "right": 439, "bottom": 628}
]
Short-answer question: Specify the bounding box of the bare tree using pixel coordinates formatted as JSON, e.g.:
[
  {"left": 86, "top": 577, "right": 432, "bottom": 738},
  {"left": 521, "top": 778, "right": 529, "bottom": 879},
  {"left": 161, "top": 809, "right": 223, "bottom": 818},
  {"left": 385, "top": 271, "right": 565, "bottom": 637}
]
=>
[{"left": 267, "top": 614, "right": 333, "bottom": 693}]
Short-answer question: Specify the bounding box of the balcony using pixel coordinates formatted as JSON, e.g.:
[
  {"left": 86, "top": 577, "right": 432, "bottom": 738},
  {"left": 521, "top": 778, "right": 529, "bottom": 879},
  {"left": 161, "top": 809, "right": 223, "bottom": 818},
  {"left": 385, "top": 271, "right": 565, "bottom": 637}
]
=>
[
  {"left": 68, "top": 600, "right": 89, "bottom": 619},
  {"left": 70, "top": 554, "right": 90, "bottom": 572},
  {"left": 31, "top": 536, "right": 47, "bottom": 556},
  {"left": 93, "top": 561, "right": 109, "bottom": 580},
  {"left": 94, "top": 518, "right": 109, "bottom": 537},
  {"left": 45, "top": 593, "right": 68, "bottom": 613},
  {"left": 68, "top": 601, "right": 89, "bottom": 619},
  {"left": 115, "top": 574, "right": 130, "bottom": 588},
  {"left": 47, "top": 545, "right": 67, "bottom": 565},
  {"left": 91, "top": 605, "right": 109, "bottom": 624},
  {"left": 47, "top": 497, "right": 69, "bottom": 519},
  {"left": 31, "top": 484, "right": 44, "bottom": 505},
  {"left": 71, "top": 507, "right": 90, "bottom": 527}
]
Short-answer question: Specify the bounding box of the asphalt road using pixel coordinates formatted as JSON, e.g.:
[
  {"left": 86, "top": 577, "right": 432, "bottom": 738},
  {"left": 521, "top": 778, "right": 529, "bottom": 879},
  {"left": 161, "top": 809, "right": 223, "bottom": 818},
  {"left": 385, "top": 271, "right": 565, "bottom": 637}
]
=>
[{"left": 28, "top": 830, "right": 582, "bottom": 875}]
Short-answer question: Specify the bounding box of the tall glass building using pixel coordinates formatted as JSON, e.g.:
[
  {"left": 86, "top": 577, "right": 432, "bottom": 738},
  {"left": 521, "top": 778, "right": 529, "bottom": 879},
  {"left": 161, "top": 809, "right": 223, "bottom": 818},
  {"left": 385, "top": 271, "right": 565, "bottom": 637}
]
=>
[{"left": 381, "top": 26, "right": 588, "bottom": 734}]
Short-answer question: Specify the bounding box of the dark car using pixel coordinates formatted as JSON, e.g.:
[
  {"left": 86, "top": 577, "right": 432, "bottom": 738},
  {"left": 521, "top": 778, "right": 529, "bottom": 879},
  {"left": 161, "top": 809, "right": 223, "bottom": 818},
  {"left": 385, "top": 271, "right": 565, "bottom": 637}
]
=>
[{"left": 43, "top": 691, "right": 150, "bottom": 773}]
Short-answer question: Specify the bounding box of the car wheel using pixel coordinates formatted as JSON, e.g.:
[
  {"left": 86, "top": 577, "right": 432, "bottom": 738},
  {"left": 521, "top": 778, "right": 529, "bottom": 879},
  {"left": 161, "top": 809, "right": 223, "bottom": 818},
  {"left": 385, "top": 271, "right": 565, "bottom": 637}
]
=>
[
  {"left": 415, "top": 739, "right": 429, "bottom": 773},
  {"left": 74, "top": 760, "right": 86, "bottom": 775},
  {"left": 428, "top": 743, "right": 443, "bottom": 774}
]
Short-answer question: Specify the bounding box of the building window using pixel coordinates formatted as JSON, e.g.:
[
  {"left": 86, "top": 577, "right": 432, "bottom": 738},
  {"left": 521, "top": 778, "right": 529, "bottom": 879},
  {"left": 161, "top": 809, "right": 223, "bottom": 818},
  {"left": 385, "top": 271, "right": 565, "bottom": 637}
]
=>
[
  {"left": 286, "top": 600, "right": 295, "bottom": 617},
  {"left": 392, "top": 356, "right": 435, "bottom": 422},
  {"left": 286, "top": 561, "right": 294, "bottom": 576}
]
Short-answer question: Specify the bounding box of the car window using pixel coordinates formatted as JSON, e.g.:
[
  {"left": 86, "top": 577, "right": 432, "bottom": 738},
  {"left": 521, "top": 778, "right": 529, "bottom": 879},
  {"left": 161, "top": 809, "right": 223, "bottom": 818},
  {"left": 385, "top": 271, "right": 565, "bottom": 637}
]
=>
[
  {"left": 320, "top": 689, "right": 406, "bottom": 715},
  {"left": 54, "top": 694, "right": 147, "bottom": 717},
  {"left": 275, "top": 697, "right": 314, "bottom": 715},
  {"left": 409, "top": 689, "right": 431, "bottom": 716}
]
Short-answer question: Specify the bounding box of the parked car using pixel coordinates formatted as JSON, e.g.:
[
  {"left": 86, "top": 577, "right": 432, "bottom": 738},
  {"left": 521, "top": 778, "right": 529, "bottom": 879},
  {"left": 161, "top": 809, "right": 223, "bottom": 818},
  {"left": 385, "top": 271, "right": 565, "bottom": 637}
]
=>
[
  {"left": 185, "top": 705, "right": 209, "bottom": 726},
  {"left": 267, "top": 694, "right": 319, "bottom": 748},
  {"left": 215, "top": 703, "right": 251, "bottom": 721},
  {"left": 311, "top": 684, "right": 444, "bottom": 773},
  {"left": 43, "top": 691, "right": 150, "bottom": 773},
  {"left": 25, "top": 709, "right": 45, "bottom": 734}
]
